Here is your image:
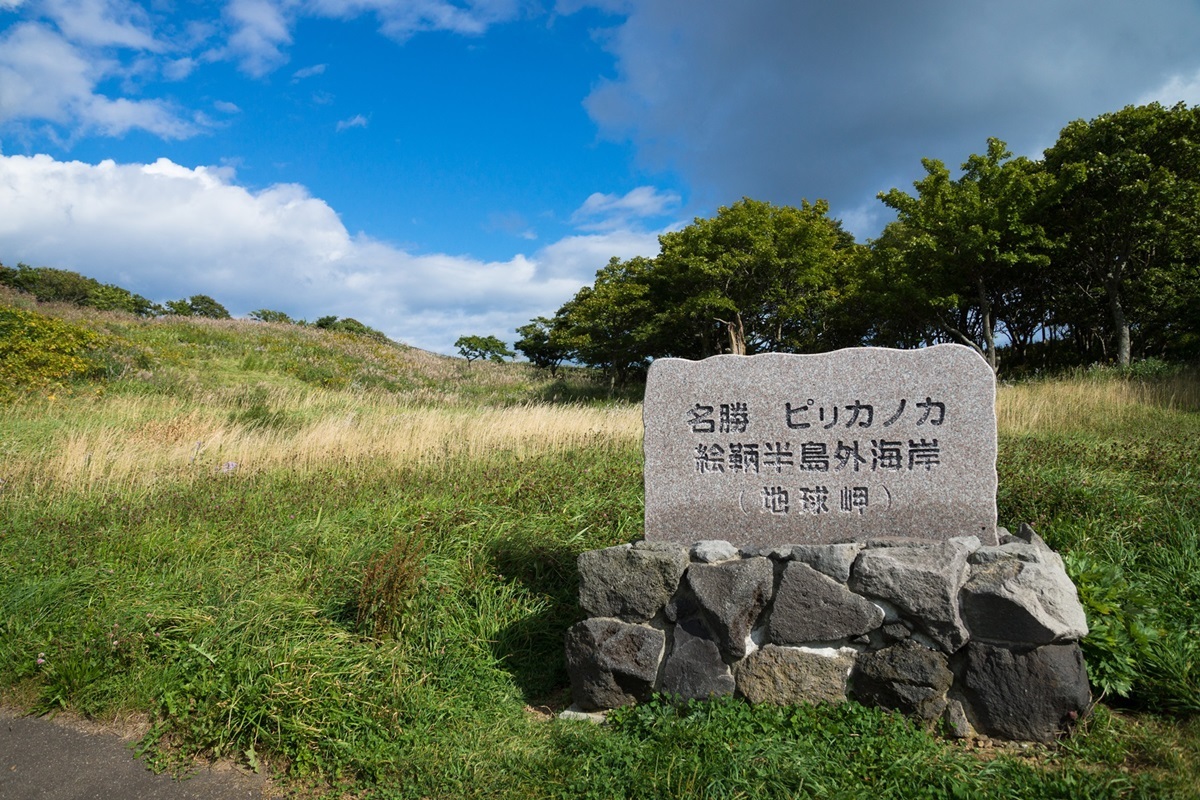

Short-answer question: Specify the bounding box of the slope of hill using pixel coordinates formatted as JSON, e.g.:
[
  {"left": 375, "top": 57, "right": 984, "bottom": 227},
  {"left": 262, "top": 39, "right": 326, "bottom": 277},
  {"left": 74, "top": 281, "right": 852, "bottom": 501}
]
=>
[{"left": 1, "top": 284, "right": 528, "bottom": 400}]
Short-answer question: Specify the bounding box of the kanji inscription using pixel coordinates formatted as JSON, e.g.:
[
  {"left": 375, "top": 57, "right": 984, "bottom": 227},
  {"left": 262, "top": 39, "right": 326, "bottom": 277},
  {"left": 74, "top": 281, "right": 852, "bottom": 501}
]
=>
[{"left": 643, "top": 345, "right": 998, "bottom": 547}]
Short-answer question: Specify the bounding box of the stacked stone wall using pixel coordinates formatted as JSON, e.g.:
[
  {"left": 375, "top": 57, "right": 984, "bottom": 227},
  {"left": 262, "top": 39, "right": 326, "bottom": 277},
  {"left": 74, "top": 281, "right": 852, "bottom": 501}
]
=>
[{"left": 565, "top": 525, "right": 1091, "bottom": 743}]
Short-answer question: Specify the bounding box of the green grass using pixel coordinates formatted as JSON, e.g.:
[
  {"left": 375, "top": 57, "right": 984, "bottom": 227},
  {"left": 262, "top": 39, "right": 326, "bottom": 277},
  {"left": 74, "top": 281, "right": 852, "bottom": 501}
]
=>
[
  {"left": 0, "top": 450, "right": 641, "bottom": 793},
  {"left": 2, "top": 292, "right": 1199, "bottom": 797},
  {"left": 997, "top": 423, "right": 1200, "bottom": 713},
  {"left": 3, "top": 440, "right": 1198, "bottom": 797}
]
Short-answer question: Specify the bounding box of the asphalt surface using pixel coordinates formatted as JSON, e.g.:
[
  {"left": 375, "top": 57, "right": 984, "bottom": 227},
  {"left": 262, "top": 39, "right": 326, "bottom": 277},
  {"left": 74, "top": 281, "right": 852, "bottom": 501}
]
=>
[{"left": 1, "top": 707, "right": 271, "bottom": 800}]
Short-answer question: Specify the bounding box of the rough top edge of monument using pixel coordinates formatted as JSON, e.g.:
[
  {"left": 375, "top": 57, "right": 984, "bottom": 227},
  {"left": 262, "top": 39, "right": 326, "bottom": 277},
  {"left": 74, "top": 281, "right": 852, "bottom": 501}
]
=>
[{"left": 646, "top": 343, "right": 993, "bottom": 374}]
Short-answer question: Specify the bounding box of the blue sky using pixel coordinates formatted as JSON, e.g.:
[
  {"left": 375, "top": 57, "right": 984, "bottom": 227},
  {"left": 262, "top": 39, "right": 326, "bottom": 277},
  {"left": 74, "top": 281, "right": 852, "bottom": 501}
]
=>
[{"left": 3, "top": 1, "right": 1200, "bottom": 354}]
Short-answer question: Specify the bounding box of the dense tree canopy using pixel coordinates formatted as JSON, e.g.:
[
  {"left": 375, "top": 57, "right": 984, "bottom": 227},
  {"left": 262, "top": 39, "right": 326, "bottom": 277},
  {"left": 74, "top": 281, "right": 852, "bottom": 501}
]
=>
[
  {"left": 529, "top": 103, "right": 1200, "bottom": 380},
  {"left": 249, "top": 308, "right": 294, "bottom": 324},
  {"left": 533, "top": 199, "right": 865, "bottom": 384},
  {"left": 514, "top": 316, "right": 570, "bottom": 376},
  {"left": 873, "top": 139, "right": 1052, "bottom": 371},
  {"left": 166, "top": 294, "right": 231, "bottom": 319},
  {"left": 649, "top": 198, "right": 862, "bottom": 357},
  {"left": 0, "top": 263, "right": 158, "bottom": 317},
  {"left": 1042, "top": 102, "right": 1200, "bottom": 365}
]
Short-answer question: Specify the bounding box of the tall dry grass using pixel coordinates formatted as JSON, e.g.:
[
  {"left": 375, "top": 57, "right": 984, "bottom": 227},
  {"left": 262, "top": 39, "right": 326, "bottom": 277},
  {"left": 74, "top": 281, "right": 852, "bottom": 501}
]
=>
[
  {"left": 8, "top": 367, "right": 1199, "bottom": 494},
  {"left": 996, "top": 370, "right": 1200, "bottom": 435},
  {"left": 2, "top": 386, "right": 642, "bottom": 494}
]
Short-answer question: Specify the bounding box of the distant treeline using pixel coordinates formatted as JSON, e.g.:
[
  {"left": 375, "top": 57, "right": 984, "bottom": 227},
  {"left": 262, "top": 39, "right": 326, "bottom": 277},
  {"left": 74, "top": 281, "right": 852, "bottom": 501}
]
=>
[
  {"left": 0, "top": 262, "right": 389, "bottom": 342},
  {"left": 516, "top": 102, "right": 1200, "bottom": 381}
]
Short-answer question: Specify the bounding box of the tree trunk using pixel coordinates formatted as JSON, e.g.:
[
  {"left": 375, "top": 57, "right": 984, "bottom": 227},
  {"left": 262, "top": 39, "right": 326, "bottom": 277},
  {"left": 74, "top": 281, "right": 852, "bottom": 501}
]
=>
[
  {"left": 977, "top": 276, "right": 998, "bottom": 374},
  {"left": 942, "top": 320, "right": 988, "bottom": 362},
  {"left": 717, "top": 313, "right": 747, "bottom": 355},
  {"left": 938, "top": 310, "right": 989, "bottom": 367},
  {"left": 731, "top": 312, "right": 746, "bottom": 355},
  {"left": 1105, "top": 274, "right": 1131, "bottom": 366}
]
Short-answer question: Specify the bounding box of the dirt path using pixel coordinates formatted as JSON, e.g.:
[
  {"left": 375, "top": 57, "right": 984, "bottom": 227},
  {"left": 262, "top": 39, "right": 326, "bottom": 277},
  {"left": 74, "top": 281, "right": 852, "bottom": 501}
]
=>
[{"left": 1, "top": 706, "right": 272, "bottom": 800}]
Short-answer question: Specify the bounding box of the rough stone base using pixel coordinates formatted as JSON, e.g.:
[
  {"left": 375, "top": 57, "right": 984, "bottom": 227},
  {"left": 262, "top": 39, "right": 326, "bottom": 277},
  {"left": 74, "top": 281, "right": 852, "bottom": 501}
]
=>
[{"left": 566, "top": 527, "right": 1092, "bottom": 743}]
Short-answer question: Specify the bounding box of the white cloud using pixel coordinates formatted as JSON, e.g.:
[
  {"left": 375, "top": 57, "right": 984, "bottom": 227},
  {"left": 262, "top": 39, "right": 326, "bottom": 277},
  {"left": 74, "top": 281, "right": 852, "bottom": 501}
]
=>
[
  {"left": 307, "top": 0, "right": 523, "bottom": 41},
  {"left": 0, "top": 22, "right": 196, "bottom": 138},
  {"left": 42, "top": 0, "right": 161, "bottom": 50},
  {"left": 291, "top": 62, "right": 327, "bottom": 80},
  {"left": 216, "top": 0, "right": 525, "bottom": 76},
  {"left": 335, "top": 113, "right": 368, "bottom": 131},
  {"left": 570, "top": 185, "right": 680, "bottom": 231},
  {"left": 532, "top": 228, "right": 661, "bottom": 283},
  {"left": 213, "top": 100, "right": 241, "bottom": 114},
  {"left": 223, "top": 0, "right": 294, "bottom": 77},
  {"left": 0, "top": 153, "right": 660, "bottom": 352},
  {"left": 1138, "top": 69, "right": 1200, "bottom": 107},
  {"left": 163, "top": 57, "right": 197, "bottom": 81},
  {"left": 0, "top": 0, "right": 532, "bottom": 144},
  {"left": 85, "top": 95, "right": 198, "bottom": 139}
]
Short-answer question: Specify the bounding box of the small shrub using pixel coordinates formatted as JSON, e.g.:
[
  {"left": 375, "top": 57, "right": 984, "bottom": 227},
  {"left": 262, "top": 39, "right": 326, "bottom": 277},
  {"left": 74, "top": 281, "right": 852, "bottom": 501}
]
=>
[
  {"left": 1122, "top": 357, "right": 1178, "bottom": 380},
  {"left": 248, "top": 308, "right": 294, "bottom": 324},
  {"left": 355, "top": 531, "right": 429, "bottom": 639},
  {"left": 1064, "top": 553, "right": 1160, "bottom": 700},
  {"left": 165, "top": 295, "right": 231, "bottom": 319},
  {"left": 0, "top": 305, "right": 110, "bottom": 396},
  {"left": 313, "top": 315, "right": 389, "bottom": 341}
]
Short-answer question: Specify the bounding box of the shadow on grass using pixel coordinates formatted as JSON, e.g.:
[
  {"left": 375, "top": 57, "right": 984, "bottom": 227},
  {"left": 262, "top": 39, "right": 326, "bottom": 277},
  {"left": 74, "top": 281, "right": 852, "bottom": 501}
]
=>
[
  {"left": 486, "top": 534, "right": 584, "bottom": 705},
  {"left": 532, "top": 377, "right": 644, "bottom": 405}
]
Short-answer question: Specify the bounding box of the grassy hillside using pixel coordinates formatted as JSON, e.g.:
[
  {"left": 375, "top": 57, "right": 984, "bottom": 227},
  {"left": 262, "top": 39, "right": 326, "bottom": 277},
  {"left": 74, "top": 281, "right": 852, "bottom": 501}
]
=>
[{"left": 2, "top": 289, "right": 1198, "bottom": 798}]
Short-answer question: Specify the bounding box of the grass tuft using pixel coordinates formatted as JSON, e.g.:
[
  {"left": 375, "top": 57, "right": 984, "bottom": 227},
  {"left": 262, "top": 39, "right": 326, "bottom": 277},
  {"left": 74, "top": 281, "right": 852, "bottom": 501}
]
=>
[{"left": 356, "top": 531, "right": 430, "bottom": 640}]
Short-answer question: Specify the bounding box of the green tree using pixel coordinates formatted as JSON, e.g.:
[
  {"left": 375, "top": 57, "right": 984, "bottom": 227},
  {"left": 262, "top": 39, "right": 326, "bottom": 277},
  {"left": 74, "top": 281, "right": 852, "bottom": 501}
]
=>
[
  {"left": 310, "top": 315, "right": 389, "bottom": 341},
  {"left": 1042, "top": 102, "right": 1200, "bottom": 365},
  {"left": 166, "top": 294, "right": 231, "bottom": 319},
  {"left": 334, "top": 317, "right": 389, "bottom": 341},
  {"left": 0, "top": 263, "right": 94, "bottom": 304},
  {"left": 188, "top": 295, "right": 231, "bottom": 319},
  {"left": 875, "top": 139, "right": 1052, "bottom": 372},
  {"left": 652, "top": 198, "right": 863, "bottom": 356},
  {"left": 455, "top": 334, "right": 514, "bottom": 363},
  {"left": 0, "top": 263, "right": 160, "bottom": 316},
  {"left": 547, "top": 199, "right": 867, "bottom": 382},
  {"left": 858, "top": 220, "right": 942, "bottom": 350},
  {"left": 249, "top": 308, "right": 294, "bottom": 324},
  {"left": 514, "top": 316, "right": 569, "bottom": 376},
  {"left": 86, "top": 284, "right": 160, "bottom": 316},
  {"left": 553, "top": 256, "right": 659, "bottom": 385}
]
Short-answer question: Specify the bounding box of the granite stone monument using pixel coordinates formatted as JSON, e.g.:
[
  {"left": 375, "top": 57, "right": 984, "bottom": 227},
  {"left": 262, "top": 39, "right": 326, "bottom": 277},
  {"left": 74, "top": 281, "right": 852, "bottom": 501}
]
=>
[{"left": 643, "top": 345, "right": 998, "bottom": 547}]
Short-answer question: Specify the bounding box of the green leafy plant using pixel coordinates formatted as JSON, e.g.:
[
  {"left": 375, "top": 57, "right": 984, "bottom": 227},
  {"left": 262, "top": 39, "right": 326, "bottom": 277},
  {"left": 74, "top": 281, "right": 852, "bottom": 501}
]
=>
[
  {"left": 0, "top": 262, "right": 157, "bottom": 316},
  {"left": 248, "top": 308, "right": 295, "bottom": 324},
  {"left": 1064, "top": 553, "right": 1160, "bottom": 699}
]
